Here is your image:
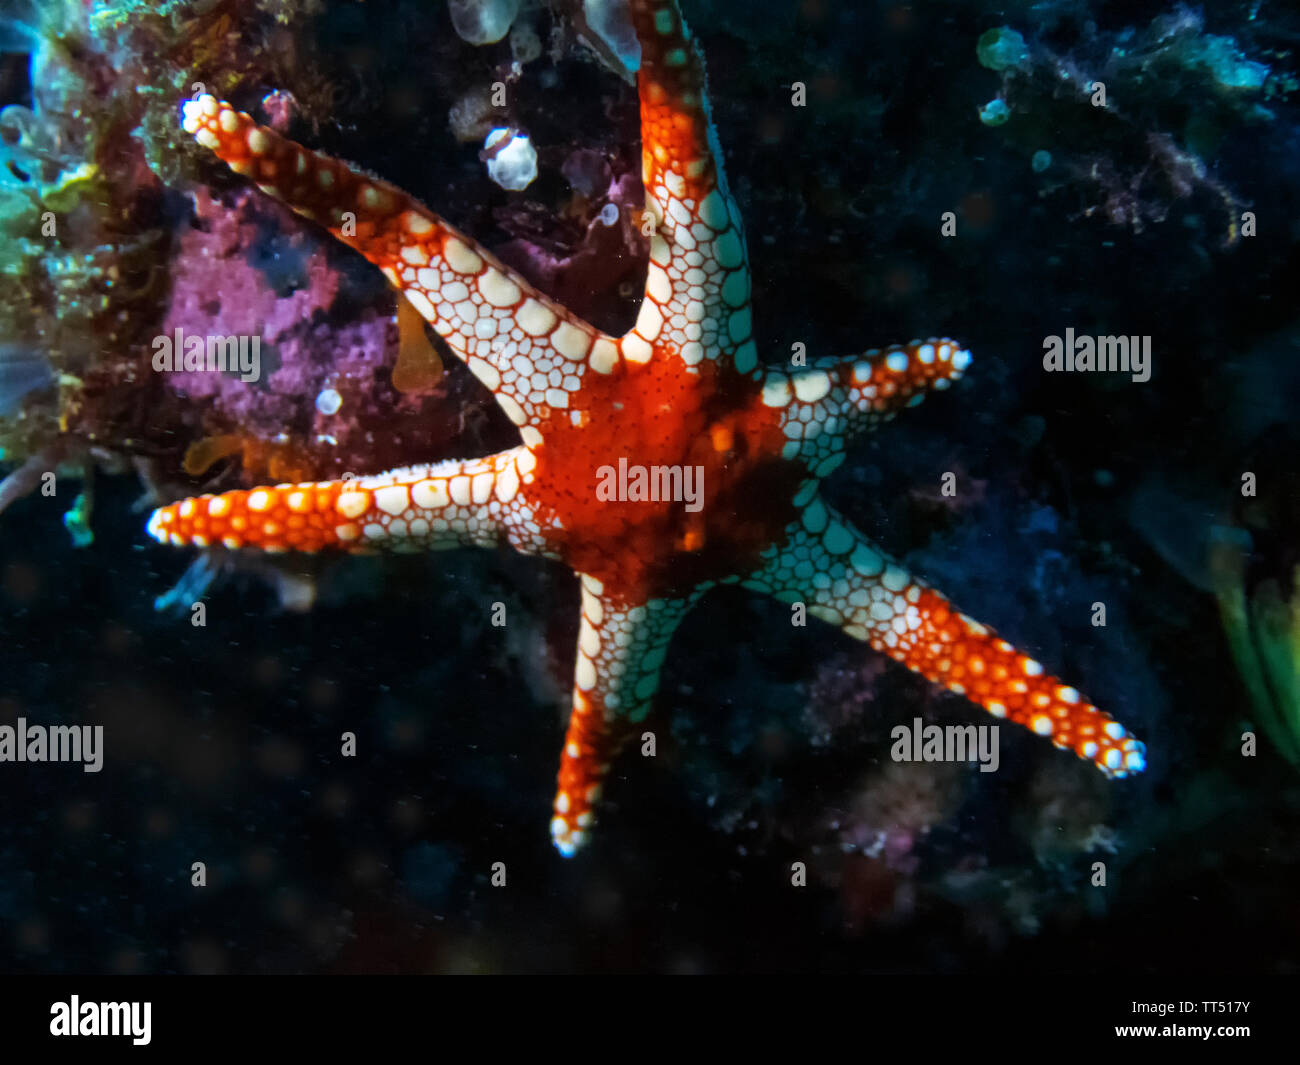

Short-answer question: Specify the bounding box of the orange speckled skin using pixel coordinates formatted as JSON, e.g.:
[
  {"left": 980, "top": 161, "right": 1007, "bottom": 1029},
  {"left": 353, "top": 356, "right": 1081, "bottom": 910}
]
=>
[
  {"left": 152, "top": 0, "right": 1145, "bottom": 856},
  {"left": 526, "top": 359, "right": 801, "bottom": 599},
  {"left": 154, "top": 482, "right": 349, "bottom": 554}
]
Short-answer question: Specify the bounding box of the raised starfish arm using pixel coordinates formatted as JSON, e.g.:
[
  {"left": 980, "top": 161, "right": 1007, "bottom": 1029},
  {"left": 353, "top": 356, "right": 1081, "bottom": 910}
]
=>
[
  {"left": 757, "top": 338, "right": 972, "bottom": 470},
  {"left": 550, "top": 577, "right": 703, "bottom": 856},
  {"left": 743, "top": 508, "right": 1147, "bottom": 778},
  {"left": 147, "top": 447, "right": 550, "bottom": 556},
  {"left": 178, "top": 95, "right": 624, "bottom": 439},
  {"left": 623, "top": 0, "right": 757, "bottom": 376}
]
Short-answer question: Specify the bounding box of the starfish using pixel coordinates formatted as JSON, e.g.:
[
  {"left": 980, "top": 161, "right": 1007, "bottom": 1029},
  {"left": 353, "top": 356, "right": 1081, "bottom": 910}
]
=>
[{"left": 152, "top": 0, "right": 1146, "bottom": 856}]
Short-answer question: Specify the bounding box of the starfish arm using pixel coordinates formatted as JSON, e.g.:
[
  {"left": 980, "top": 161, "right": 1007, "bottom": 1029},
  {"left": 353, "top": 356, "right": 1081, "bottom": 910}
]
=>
[
  {"left": 623, "top": 1, "right": 757, "bottom": 375},
  {"left": 757, "top": 338, "right": 972, "bottom": 469},
  {"left": 743, "top": 504, "right": 1147, "bottom": 778},
  {"left": 146, "top": 447, "right": 551, "bottom": 556},
  {"left": 178, "top": 95, "right": 621, "bottom": 437},
  {"left": 550, "top": 576, "right": 701, "bottom": 856}
]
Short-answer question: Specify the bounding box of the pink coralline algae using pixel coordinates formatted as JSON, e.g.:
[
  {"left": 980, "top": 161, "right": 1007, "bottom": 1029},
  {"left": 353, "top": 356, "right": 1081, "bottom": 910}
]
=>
[
  {"left": 160, "top": 187, "right": 491, "bottom": 485},
  {"left": 162, "top": 187, "right": 357, "bottom": 416}
]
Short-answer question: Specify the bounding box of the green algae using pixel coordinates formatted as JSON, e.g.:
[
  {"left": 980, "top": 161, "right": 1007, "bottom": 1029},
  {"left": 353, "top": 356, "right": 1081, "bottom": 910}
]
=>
[{"left": 977, "top": 27, "right": 1029, "bottom": 73}]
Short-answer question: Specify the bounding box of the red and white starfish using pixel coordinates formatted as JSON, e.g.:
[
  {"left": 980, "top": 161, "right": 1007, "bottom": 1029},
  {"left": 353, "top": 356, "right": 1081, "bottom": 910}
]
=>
[{"left": 152, "top": 0, "right": 1145, "bottom": 856}]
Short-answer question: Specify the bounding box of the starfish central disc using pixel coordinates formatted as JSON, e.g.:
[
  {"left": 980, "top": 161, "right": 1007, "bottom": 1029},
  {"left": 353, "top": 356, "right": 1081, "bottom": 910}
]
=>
[{"left": 151, "top": 0, "right": 1146, "bottom": 857}]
